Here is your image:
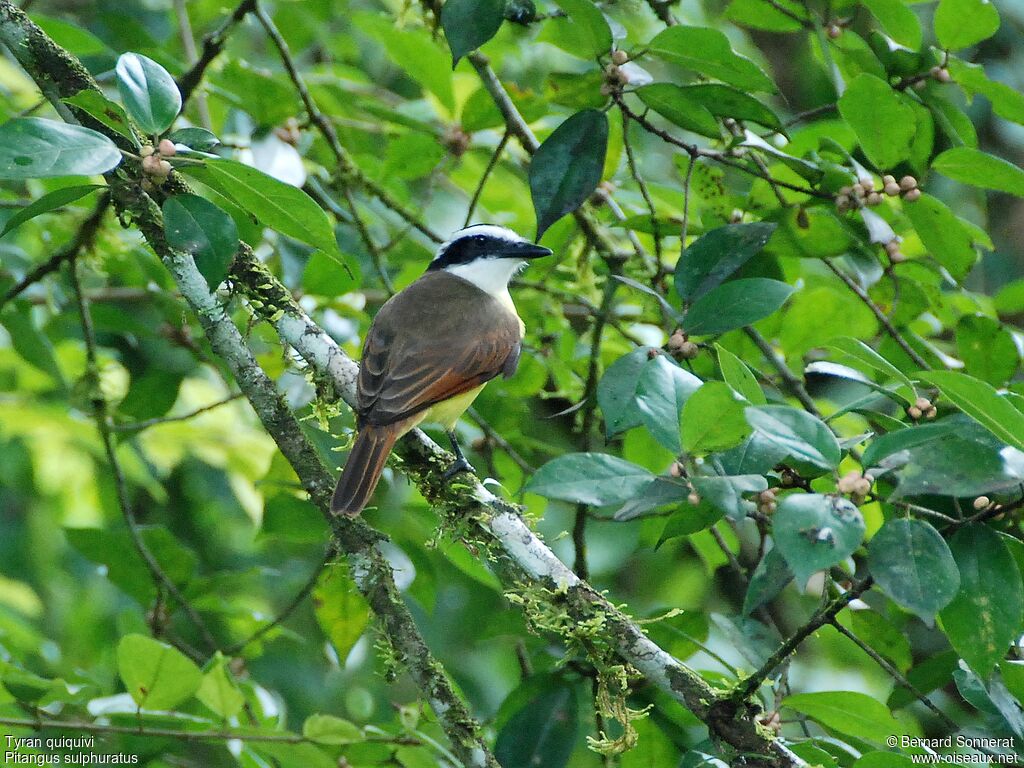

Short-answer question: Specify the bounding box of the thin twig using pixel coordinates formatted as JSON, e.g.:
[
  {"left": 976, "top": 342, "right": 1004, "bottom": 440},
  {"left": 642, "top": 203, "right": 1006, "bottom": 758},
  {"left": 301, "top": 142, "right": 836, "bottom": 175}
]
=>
[
  {"left": 70, "top": 257, "right": 220, "bottom": 658},
  {"left": 464, "top": 131, "right": 510, "bottom": 228},
  {"left": 620, "top": 111, "right": 662, "bottom": 263},
  {"left": 110, "top": 393, "right": 245, "bottom": 432},
  {"left": 830, "top": 621, "right": 957, "bottom": 731},
  {"left": 744, "top": 327, "right": 821, "bottom": 416},
  {"left": 823, "top": 259, "right": 931, "bottom": 370},
  {"left": 176, "top": 0, "right": 255, "bottom": 104},
  {"left": 1, "top": 195, "right": 109, "bottom": 310}
]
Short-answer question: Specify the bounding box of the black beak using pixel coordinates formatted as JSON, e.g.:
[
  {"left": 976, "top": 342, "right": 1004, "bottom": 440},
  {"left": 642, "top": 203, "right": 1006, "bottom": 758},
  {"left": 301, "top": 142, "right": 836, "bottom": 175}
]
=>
[{"left": 501, "top": 242, "right": 553, "bottom": 259}]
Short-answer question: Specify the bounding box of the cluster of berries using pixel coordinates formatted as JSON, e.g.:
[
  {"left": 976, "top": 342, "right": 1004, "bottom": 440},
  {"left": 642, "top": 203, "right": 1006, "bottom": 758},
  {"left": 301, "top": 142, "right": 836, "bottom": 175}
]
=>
[
  {"left": 907, "top": 396, "right": 937, "bottom": 420},
  {"left": 836, "top": 174, "right": 921, "bottom": 213},
  {"left": 667, "top": 329, "right": 699, "bottom": 360},
  {"left": 837, "top": 470, "right": 874, "bottom": 503},
  {"left": 140, "top": 139, "right": 177, "bottom": 184}
]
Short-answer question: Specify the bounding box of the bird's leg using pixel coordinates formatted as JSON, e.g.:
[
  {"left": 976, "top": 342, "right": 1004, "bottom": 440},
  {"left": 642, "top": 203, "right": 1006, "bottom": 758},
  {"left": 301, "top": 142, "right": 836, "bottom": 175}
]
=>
[{"left": 443, "top": 429, "right": 475, "bottom": 479}]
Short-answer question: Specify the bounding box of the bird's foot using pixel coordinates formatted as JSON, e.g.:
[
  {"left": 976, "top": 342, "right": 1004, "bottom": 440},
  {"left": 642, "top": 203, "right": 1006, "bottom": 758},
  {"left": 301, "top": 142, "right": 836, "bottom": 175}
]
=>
[{"left": 442, "top": 457, "right": 475, "bottom": 480}]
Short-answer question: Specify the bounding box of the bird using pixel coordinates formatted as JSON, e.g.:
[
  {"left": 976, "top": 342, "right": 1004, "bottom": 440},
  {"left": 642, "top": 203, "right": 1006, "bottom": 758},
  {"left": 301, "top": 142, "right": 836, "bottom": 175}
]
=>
[{"left": 331, "top": 224, "right": 552, "bottom": 517}]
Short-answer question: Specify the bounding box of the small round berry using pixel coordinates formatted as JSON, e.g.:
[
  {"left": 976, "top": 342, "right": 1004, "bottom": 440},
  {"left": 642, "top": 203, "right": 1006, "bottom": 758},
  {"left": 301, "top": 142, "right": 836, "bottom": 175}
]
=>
[
  {"left": 827, "top": 24, "right": 842, "bottom": 39},
  {"left": 866, "top": 192, "right": 883, "bottom": 206},
  {"left": 669, "top": 462, "right": 684, "bottom": 478},
  {"left": 688, "top": 492, "right": 701, "bottom": 506},
  {"left": 157, "top": 159, "right": 172, "bottom": 176},
  {"left": 907, "top": 405, "right": 923, "bottom": 419},
  {"left": 836, "top": 195, "right": 851, "bottom": 213},
  {"left": 140, "top": 144, "right": 155, "bottom": 158},
  {"left": 929, "top": 65, "right": 942, "bottom": 78},
  {"left": 914, "top": 396, "right": 931, "bottom": 410},
  {"left": 679, "top": 341, "right": 699, "bottom": 359},
  {"left": 889, "top": 250, "right": 907, "bottom": 263},
  {"left": 974, "top": 495, "right": 991, "bottom": 510},
  {"left": 758, "top": 489, "right": 777, "bottom": 503},
  {"left": 858, "top": 176, "right": 874, "bottom": 190},
  {"left": 925, "top": 406, "right": 937, "bottom": 419},
  {"left": 882, "top": 174, "right": 896, "bottom": 186},
  {"left": 599, "top": 82, "right": 613, "bottom": 96},
  {"left": 884, "top": 182, "right": 901, "bottom": 196},
  {"left": 837, "top": 471, "right": 860, "bottom": 494},
  {"left": 936, "top": 68, "right": 952, "bottom": 83},
  {"left": 611, "top": 49, "right": 629, "bottom": 65},
  {"left": 762, "top": 501, "right": 777, "bottom": 514},
  {"left": 884, "top": 239, "right": 901, "bottom": 255},
  {"left": 904, "top": 188, "right": 922, "bottom": 202},
  {"left": 142, "top": 154, "right": 162, "bottom": 174},
  {"left": 913, "top": 79, "right": 927, "bottom": 91},
  {"left": 158, "top": 139, "right": 177, "bottom": 157},
  {"left": 851, "top": 184, "right": 866, "bottom": 199},
  {"left": 899, "top": 175, "right": 917, "bottom": 191},
  {"left": 838, "top": 185, "right": 853, "bottom": 197},
  {"left": 667, "top": 328, "right": 688, "bottom": 354},
  {"left": 854, "top": 477, "right": 872, "bottom": 496}
]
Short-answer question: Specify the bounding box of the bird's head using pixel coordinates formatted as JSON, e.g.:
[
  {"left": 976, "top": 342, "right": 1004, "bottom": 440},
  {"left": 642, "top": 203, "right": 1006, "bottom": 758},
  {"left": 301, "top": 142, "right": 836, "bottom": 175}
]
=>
[{"left": 427, "top": 224, "right": 551, "bottom": 294}]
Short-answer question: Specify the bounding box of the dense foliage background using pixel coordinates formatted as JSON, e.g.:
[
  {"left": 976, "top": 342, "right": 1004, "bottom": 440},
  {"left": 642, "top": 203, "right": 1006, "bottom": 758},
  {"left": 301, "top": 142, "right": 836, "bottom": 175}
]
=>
[{"left": 0, "top": 0, "right": 1023, "bottom": 765}]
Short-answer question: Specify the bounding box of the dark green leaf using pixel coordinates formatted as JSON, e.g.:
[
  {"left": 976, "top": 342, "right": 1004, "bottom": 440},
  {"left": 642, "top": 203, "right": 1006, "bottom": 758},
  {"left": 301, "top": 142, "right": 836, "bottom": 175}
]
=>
[
  {"left": 773, "top": 493, "right": 864, "bottom": 586},
  {"left": 681, "top": 84, "right": 784, "bottom": 132},
  {"left": 681, "top": 381, "right": 752, "bottom": 453},
  {"left": 303, "top": 714, "right": 363, "bottom": 746},
  {"left": 837, "top": 73, "right": 915, "bottom": 169},
  {"left": 167, "top": 127, "right": 220, "bottom": 152},
  {"left": 647, "top": 26, "right": 775, "bottom": 92},
  {"left": 635, "top": 354, "right": 703, "bottom": 452},
  {"left": 919, "top": 370, "right": 1024, "bottom": 452},
  {"left": 180, "top": 158, "right": 345, "bottom": 267},
  {"left": 827, "top": 336, "right": 915, "bottom": 395},
  {"left": 0, "top": 302, "right": 64, "bottom": 384},
  {"left": 613, "top": 476, "right": 690, "bottom": 521},
  {"left": 0, "top": 184, "right": 102, "bottom": 239},
  {"left": 934, "top": 0, "right": 1000, "bottom": 50},
  {"left": 692, "top": 473, "right": 766, "bottom": 520},
  {"left": 683, "top": 279, "right": 794, "bottom": 336},
  {"left": 0, "top": 118, "right": 121, "bottom": 179},
  {"left": 313, "top": 562, "right": 370, "bottom": 661},
  {"left": 784, "top": 691, "right": 899, "bottom": 743},
  {"left": 64, "top": 90, "right": 136, "bottom": 144},
  {"left": 868, "top": 518, "right": 959, "bottom": 622},
  {"left": 948, "top": 58, "right": 1024, "bottom": 125},
  {"left": 115, "top": 52, "right": 181, "bottom": 134},
  {"left": 495, "top": 682, "right": 578, "bottom": 768},
  {"left": 717, "top": 344, "right": 767, "bottom": 404},
  {"left": 940, "top": 525, "right": 1023, "bottom": 676},
  {"left": 636, "top": 84, "right": 720, "bottom": 138},
  {"left": 162, "top": 195, "right": 239, "bottom": 291},
  {"left": 933, "top": 146, "right": 1024, "bottom": 197},
  {"left": 529, "top": 109, "right": 608, "bottom": 238},
  {"left": 675, "top": 222, "right": 777, "bottom": 301},
  {"left": 441, "top": 0, "right": 505, "bottom": 65},
  {"left": 956, "top": 314, "right": 1019, "bottom": 386},
  {"left": 745, "top": 406, "right": 841, "bottom": 474},
  {"left": 725, "top": 0, "right": 809, "bottom": 31},
  {"left": 743, "top": 546, "right": 793, "bottom": 615},
  {"left": 525, "top": 453, "right": 655, "bottom": 506},
  {"left": 598, "top": 347, "right": 654, "bottom": 437},
  {"left": 117, "top": 633, "right": 202, "bottom": 710},
  {"left": 846, "top": 610, "right": 913, "bottom": 673}
]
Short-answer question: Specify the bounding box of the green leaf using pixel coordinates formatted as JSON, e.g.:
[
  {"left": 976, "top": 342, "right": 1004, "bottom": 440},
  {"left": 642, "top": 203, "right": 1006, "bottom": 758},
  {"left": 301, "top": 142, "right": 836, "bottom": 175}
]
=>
[
  {"left": 115, "top": 52, "right": 181, "bottom": 134},
  {"left": 162, "top": 194, "right": 239, "bottom": 291},
  {"left": 725, "top": 0, "right": 809, "bottom": 32},
  {"left": 783, "top": 690, "right": 899, "bottom": 743},
  {"left": 372, "top": 26, "right": 455, "bottom": 111},
  {"left": 827, "top": 336, "right": 915, "bottom": 395},
  {"left": 675, "top": 222, "right": 777, "bottom": 301},
  {"left": 853, "top": 754, "right": 915, "bottom": 768},
  {"left": 441, "top": 0, "right": 505, "bottom": 65},
  {"left": 167, "top": 127, "right": 220, "bottom": 152},
  {"left": 904, "top": 193, "right": 978, "bottom": 280},
  {"left": 635, "top": 354, "right": 703, "bottom": 452},
  {"left": 525, "top": 453, "right": 655, "bottom": 506},
  {"left": 862, "top": 0, "right": 922, "bottom": 49},
  {"left": 743, "top": 546, "right": 793, "bottom": 615},
  {"left": 918, "top": 370, "right": 1024, "bottom": 452},
  {"left": 837, "top": 73, "right": 916, "bottom": 169},
  {"left": 0, "top": 118, "right": 121, "bottom": 179},
  {"left": 539, "top": 0, "right": 612, "bottom": 60},
  {"left": 636, "top": 84, "right": 721, "bottom": 138},
  {"left": 180, "top": 158, "right": 345, "bottom": 267},
  {"left": 116, "top": 633, "right": 202, "bottom": 710},
  {"left": 613, "top": 477, "right": 691, "bottom": 521},
  {"left": 64, "top": 90, "right": 136, "bottom": 144},
  {"left": 940, "top": 525, "right": 1023, "bottom": 676},
  {"left": 681, "top": 84, "right": 784, "bottom": 132},
  {"left": 868, "top": 518, "right": 960, "bottom": 622},
  {"left": 683, "top": 278, "right": 794, "bottom": 336},
  {"left": 197, "top": 653, "right": 244, "bottom": 719},
  {"left": 934, "top": 0, "right": 1000, "bottom": 50},
  {"left": 933, "top": 146, "right": 1024, "bottom": 197},
  {"left": 0, "top": 184, "right": 102, "bottom": 239},
  {"left": 597, "top": 347, "right": 652, "bottom": 437},
  {"left": 773, "top": 493, "right": 864, "bottom": 587},
  {"left": 0, "top": 302, "right": 64, "bottom": 384},
  {"left": 529, "top": 109, "right": 608, "bottom": 238},
  {"left": 717, "top": 344, "right": 767, "bottom": 404},
  {"left": 495, "top": 682, "right": 578, "bottom": 768},
  {"left": 746, "top": 405, "right": 841, "bottom": 473},
  {"left": 647, "top": 26, "right": 775, "bottom": 92},
  {"left": 948, "top": 58, "right": 1024, "bottom": 126},
  {"left": 846, "top": 611, "right": 912, "bottom": 673},
  {"left": 313, "top": 562, "right": 370, "bottom": 661},
  {"left": 692, "top": 473, "right": 766, "bottom": 520},
  {"left": 681, "top": 381, "right": 752, "bottom": 454},
  {"left": 956, "top": 314, "right": 1019, "bottom": 386},
  {"left": 302, "top": 714, "right": 363, "bottom": 745}
]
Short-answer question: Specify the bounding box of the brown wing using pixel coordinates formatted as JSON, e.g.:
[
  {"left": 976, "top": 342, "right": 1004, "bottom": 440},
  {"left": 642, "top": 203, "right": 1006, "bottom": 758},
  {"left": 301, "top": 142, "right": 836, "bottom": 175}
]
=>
[{"left": 357, "top": 272, "right": 521, "bottom": 427}]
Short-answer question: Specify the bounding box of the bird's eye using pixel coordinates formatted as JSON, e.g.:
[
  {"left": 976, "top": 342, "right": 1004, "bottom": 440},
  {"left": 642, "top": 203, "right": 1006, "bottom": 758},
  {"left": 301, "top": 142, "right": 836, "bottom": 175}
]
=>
[{"left": 473, "top": 235, "right": 486, "bottom": 244}]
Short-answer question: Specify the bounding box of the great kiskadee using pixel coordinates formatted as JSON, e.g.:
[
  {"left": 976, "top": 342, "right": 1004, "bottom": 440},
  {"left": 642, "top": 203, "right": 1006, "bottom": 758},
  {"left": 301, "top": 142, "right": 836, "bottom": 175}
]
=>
[{"left": 331, "top": 224, "right": 552, "bottom": 517}]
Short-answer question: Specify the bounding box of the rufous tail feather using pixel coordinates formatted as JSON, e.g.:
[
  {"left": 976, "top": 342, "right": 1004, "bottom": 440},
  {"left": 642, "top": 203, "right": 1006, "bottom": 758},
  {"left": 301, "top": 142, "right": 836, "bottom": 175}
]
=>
[{"left": 331, "top": 425, "right": 400, "bottom": 517}]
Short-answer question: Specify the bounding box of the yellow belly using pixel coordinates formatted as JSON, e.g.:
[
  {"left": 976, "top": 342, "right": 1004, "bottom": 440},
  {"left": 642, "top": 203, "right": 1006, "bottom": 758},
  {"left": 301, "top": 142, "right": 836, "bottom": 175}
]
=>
[{"left": 402, "top": 385, "right": 486, "bottom": 435}]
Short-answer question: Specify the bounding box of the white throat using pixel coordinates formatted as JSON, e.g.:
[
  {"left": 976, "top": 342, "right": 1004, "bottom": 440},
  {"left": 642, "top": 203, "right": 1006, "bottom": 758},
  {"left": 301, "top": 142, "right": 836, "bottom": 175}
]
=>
[{"left": 445, "top": 258, "right": 524, "bottom": 299}]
